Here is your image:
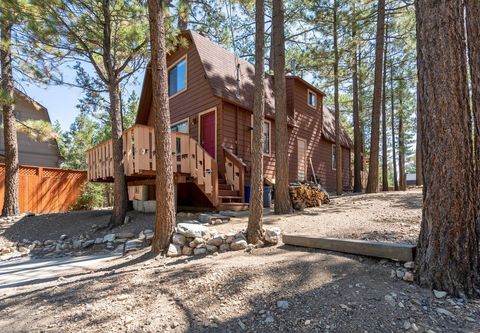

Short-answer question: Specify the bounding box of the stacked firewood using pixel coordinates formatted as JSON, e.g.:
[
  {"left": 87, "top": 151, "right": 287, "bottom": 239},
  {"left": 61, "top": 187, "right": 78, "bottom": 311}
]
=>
[{"left": 289, "top": 181, "right": 330, "bottom": 210}]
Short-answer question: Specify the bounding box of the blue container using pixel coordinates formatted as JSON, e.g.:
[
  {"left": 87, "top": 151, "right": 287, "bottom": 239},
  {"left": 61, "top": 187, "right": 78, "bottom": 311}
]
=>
[
  {"left": 263, "top": 186, "right": 272, "bottom": 208},
  {"left": 244, "top": 185, "right": 251, "bottom": 203}
]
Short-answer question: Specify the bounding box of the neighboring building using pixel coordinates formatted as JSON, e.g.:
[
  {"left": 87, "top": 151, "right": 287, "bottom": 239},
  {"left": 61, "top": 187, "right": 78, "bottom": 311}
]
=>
[
  {"left": 88, "top": 30, "right": 352, "bottom": 211},
  {"left": 0, "top": 90, "right": 61, "bottom": 168},
  {"left": 406, "top": 173, "right": 416, "bottom": 186}
]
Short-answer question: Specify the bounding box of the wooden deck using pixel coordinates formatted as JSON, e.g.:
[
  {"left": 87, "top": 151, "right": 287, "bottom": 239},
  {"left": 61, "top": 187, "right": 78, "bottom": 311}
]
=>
[{"left": 87, "top": 124, "right": 248, "bottom": 210}]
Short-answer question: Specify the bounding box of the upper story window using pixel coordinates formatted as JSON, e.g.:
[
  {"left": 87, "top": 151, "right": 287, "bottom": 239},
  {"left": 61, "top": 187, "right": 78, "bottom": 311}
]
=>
[
  {"left": 263, "top": 120, "right": 271, "bottom": 155},
  {"left": 168, "top": 57, "right": 187, "bottom": 97},
  {"left": 307, "top": 89, "right": 317, "bottom": 108}
]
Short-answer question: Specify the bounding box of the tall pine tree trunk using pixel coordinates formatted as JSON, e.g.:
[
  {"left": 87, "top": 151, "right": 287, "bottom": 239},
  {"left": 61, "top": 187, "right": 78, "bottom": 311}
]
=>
[
  {"left": 465, "top": 0, "right": 480, "bottom": 232},
  {"left": 352, "top": 3, "right": 362, "bottom": 193},
  {"left": 415, "top": 84, "right": 423, "bottom": 186},
  {"left": 148, "top": 0, "right": 176, "bottom": 255},
  {"left": 0, "top": 22, "right": 19, "bottom": 216},
  {"left": 272, "top": 0, "right": 292, "bottom": 214},
  {"left": 381, "top": 23, "right": 388, "bottom": 191},
  {"left": 390, "top": 65, "right": 398, "bottom": 191},
  {"left": 333, "top": 0, "right": 342, "bottom": 195},
  {"left": 398, "top": 94, "right": 405, "bottom": 191},
  {"left": 366, "top": 0, "right": 385, "bottom": 193},
  {"left": 247, "top": 0, "right": 265, "bottom": 244},
  {"left": 415, "top": 0, "right": 479, "bottom": 297},
  {"left": 103, "top": 0, "right": 128, "bottom": 227}
]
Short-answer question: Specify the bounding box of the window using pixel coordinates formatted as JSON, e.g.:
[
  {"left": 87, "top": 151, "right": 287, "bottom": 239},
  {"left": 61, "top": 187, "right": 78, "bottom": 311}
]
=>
[
  {"left": 332, "top": 144, "right": 336, "bottom": 170},
  {"left": 307, "top": 89, "right": 317, "bottom": 108},
  {"left": 263, "top": 120, "right": 271, "bottom": 155},
  {"left": 168, "top": 57, "right": 187, "bottom": 97},
  {"left": 171, "top": 119, "right": 189, "bottom": 133}
]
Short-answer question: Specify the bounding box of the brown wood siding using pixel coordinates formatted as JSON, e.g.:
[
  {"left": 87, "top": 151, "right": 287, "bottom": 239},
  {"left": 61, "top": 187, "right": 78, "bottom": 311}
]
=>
[{"left": 146, "top": 40, "right": 220, "bottom": 142}]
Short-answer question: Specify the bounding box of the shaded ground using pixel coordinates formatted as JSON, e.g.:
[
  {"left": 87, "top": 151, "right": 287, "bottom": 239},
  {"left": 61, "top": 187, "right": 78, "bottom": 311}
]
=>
[
  {"left": 0, "top": 189, "right": 479, "bottom": 332},
  {"left": 0, "top": 245, "right": 478, "bottom": 333}
]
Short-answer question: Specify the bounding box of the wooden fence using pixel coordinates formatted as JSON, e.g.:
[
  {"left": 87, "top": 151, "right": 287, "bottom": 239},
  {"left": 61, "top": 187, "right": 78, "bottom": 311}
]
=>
[{"left": 0, "top": 164, "right": 87, "bottom": 214}]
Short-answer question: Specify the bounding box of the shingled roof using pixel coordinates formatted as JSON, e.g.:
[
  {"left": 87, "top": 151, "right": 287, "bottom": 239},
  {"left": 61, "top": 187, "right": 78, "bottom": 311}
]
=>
[{"left": 322, "top": 106, "right": 353, "bottom": 148}]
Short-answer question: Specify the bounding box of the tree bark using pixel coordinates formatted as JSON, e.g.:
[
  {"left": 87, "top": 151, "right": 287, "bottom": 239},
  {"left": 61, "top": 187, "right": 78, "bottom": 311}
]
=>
[
  {"left": 247, "top": 0, "right": 265, "bottom": 244},
  {"left": 381, "top": 22, "right": 389, "bottom": 192},
  {"left": 352, "top": 3, "right": 362, "bottom": 193},
  {"left": 415, "top": 83, "right": 423, "bottom": 186},
  {"left": 0, "top": 22, "right": 20, "bottom": 216},
  {"left": 272, "top": 0, "right": 292, "bottom": 214},
  {"left": 333, "top": 0, "right": 342, "bottom": 195},
  {"left": 365, "top": 0, "right": 385, "bottom": 193},
  {"left": 148, "top": 0, "right": 176, "bottom": 255},
  {"left": 102, "top": 0, "right": 128, "bottom": 227},
  {"left": 415, "top": 0, "right": 479, "bottom": 297},
  {"left": 398, "top": 93, "right": 405, "bottom": 191},
  {"left": 390, "top": 64, "right": 398, "bottom": 191}
]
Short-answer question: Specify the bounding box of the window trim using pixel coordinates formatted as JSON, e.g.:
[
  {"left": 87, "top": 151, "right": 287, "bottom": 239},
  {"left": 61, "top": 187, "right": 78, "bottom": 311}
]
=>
[
  {"left": 168, "top": 55, "right": 188, "bottom": 99},
  {"left": 297, "top": 138, "right": 307, "bottom": 181},
  {"left": 307, "top": 89, "right": 317, "bottom": 109},
  {"left": 249, "top": 116, "right": 272, "bottom": 156},
  {"left": 170, "top": 117, "right": 189, "bottom": 134},
  {"left": 332, "top": 144, "right": 336, "bottom": 170}
]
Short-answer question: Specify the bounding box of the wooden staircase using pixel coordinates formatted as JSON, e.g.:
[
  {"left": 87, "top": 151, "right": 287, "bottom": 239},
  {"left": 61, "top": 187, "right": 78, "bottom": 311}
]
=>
[{"left": 87, "top": 124, "right": 249, "bottom": 211}]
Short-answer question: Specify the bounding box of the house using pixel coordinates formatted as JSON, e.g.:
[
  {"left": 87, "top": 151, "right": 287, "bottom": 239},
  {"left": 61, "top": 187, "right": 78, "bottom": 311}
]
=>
[
  {"left": 0, "top": 89, "right": 61, "bottom": 168},
  {"left": 87, "top": 30, "right": 352, "bottom": 211}
]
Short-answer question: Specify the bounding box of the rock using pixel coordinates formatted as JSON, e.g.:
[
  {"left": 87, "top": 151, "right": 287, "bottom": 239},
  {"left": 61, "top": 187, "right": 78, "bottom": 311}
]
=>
[
  {"left": 305, "top": 320, "right": 311, "bottom": 325},
  {"left": 123, "top": 216, "right": 131, "bottom": 225},
  {"left": 265, "top": 227, "right": 282, "bottom": 244},
  {"left": 411, "top": 323, "right": 419, "bottom": 331},
  {"left": 124, "top": 240, "right": 143, "bottom": 252},
  {"left": 403, "top": 272, "right": 414, "bottom": 282},
  {"left": 140, "top": 229, "right": 154, "bottom": 240},
  {"left": 277, "top": 300, "right": 289, "bottom": 309},
  {"left": 199, "top": 213, "right": 230, "bottom": 224},
  {"left": 433, "top": 290, "right": 447, "bottom": 299},
  {"left": 106, "top": 242, "right": 115, "bottom": 250},
  {"left": 73, "top": 240, "right": 83, "bottom": 250},
  {"left": 219, "top": 243, "right": 229, "bottom": 252},
  {"left": 206, "top": 245, "right": 218, "bottom": 252},
  {"left": 60, "top": 234, "right": 68, "bottom": 241},
  {"left": 193, "top": 247, "right": 207, "bottom": 255},
  {"left": 403, "top": 321, "right": 411, "bottom": 330},
  {"left": 264, "top": 316, "right": 274, "bottom": 324},
  {"left": 436, "top": 308, "right": 454, "bottom": 317},
  {"left": 95, "top": 238, "right": 103, "bottom": 244},
  {"left": 396, "top": 270, "right": 405, "bottom": 279},
  {"left": 237, "top": 320, "right": 246, "bottom": 330},
  {"left": 225, "top": 235, "right": 234, "bottom": 244},
  {"left": 116, "top": 232, "right": 134, "bottom": 239},
  {"left": 182, "top": 246, "right": 193, "bottom": 256},
  {"left": 235, "top": 232, "right": 246, "bottom": 241},
  {"left": 172, "top": 233, "right": 186, "bottom": 246},
  {"left": 230, "top": 239, "right": 248, "bottom": 251},
  {"left": 103, "top": 234, "right": 115, "bottom": 243},
  {"left": 207, "top": 236, "right": 224, "bottom": 247},
  {"left": 404, "top": 261, "right": 415, "bottom": 269},
  {"left": 167, "top": 244, "right": 181, "bottom": 257},
  {"left": 82, "top": 240, "right": 95, "bottom": 248},
  {"left": 176, "top": 223, "right": 209, "bottom": 238},
  {"left": 189, "top": 237, "right": 204, "bottom": 248},
  {"left": 385, "top": 295, "right": 396, "bottom": 306}
]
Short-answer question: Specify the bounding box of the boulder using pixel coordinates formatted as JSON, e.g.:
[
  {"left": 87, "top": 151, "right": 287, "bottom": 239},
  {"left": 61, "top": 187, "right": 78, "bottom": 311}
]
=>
[
  {"left": 95, "top": 238, "right": 103, "bottom": 244},
  {"left": 172, "top": 233, "right": 186, "bottom": 246},
  {"left": 116, "top": 232, "right": 135, "bottom": 239},
  {"left": 433, "top": 290, "right": 447, "bottom": 299},
  {"left": 60, "top": 234, "right": 68, "bottom": 241},
  {"left": 404, "top": 261, "right": 415, "bottom": 269},
  {"left": 176, "top": 223, "right": 209, "bottom": 238},
  {"left": 219, "top": 243, "right": 230, "bottom": 252},
  {"left": 103, "top": 234, "right": 115, "bottom": 243},
  {"left": 230, "top": 239, "right": 248, "bottom": 251},
  {"left": 182, "top": 246, "right": 193, "bottom": 255},
  {"left": 193, "top": 247, "right": 207, "bottom": 255},
  {"left": 167, "top": 244, "right": 182, "bottom": 257},
  {"left": 403, "top": 272, "right": 414, "bottom": 282},
  {"left": 206, "top": 245, "right": 218, "bottom": 252},
  {"left": 82, "top": 240, "right": 95, "bottom": 248},
  {"left": 73, "top": 240, "right": 83, "bottom": 250},
  {"left": 207, "top": 236, "right": 224, "bottom": 247},
  {"left": 124, "top": 240, "right": 143, "bottom": 252},
  {"left": 189, "top": 237, "right": 205, "bottom": 248},
  {"left": 265, "top": 228, "right": 282, "bottom": 244}
]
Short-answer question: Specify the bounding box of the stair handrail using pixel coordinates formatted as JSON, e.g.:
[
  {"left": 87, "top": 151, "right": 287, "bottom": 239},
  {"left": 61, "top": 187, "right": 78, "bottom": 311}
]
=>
[{"left": 222, "top": 144, "right": 246, "bottom": 201}]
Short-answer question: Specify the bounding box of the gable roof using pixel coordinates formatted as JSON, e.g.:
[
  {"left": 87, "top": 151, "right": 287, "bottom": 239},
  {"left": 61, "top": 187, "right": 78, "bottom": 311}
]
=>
[
  {"left": 136, "top": 30, "right": 327, "bottom": 124},
  {"left": 322, "top": 106, "right": 353, "bottom": 149}
]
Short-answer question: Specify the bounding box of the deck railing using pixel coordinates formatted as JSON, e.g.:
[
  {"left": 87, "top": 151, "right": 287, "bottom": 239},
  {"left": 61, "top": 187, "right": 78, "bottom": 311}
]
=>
[
  {"left": 87, "top": 124, "right": 218, "bottom": 203},
  {"left": 222, "top": 144, "right": 246, "bottom": 200}
]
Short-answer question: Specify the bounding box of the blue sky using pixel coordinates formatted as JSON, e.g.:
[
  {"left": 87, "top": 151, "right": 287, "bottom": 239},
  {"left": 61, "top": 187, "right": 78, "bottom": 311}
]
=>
[{"left": 18, "top": 66, "right": 145, "bottom": 132}]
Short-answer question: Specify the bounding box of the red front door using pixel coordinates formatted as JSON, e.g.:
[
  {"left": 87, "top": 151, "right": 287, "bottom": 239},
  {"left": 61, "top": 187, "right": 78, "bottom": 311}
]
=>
[{"left": 200, "top": 111, "right": 216, "bottom": 159}]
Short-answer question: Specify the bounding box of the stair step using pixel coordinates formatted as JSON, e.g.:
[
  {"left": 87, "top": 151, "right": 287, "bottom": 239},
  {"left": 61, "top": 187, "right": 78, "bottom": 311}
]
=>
[
  {"left": 219, "top": 196, "right": 243, "bottom": 204},
  {"left": 218, "top": 178, "right": 227, "bottom": 184},
  {"left": 219, "top": 184, "right": 233, "bottom": 190},
  {"left": 217, "top": 203, "right": 249, "bottom": 211},
  {"left": 219, "top": 189, "right": 240, "bottom": 197}
]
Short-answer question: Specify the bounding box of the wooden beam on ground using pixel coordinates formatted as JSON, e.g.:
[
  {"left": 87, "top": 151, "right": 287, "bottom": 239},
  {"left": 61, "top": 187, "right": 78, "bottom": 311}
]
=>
[{"left": 282, "top": 234, "right": 416, "bottom": 262}]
